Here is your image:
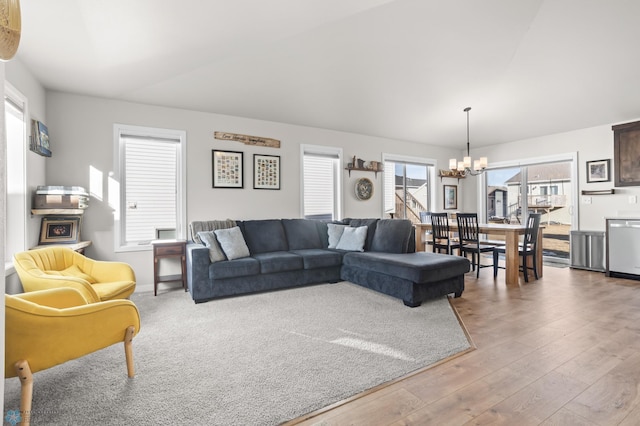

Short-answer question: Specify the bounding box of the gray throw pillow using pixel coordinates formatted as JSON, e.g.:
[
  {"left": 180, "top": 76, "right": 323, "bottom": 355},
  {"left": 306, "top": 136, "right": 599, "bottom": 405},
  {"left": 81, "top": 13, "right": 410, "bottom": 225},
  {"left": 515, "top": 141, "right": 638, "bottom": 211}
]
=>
[
  {"left": 335, "top": 226, "right": 368, "bottom": 251},
  {"left": 197, "top": 231, "right": 227, "bottom": 263},
  {"left": 327, "top": 223, "right": 348, "bottom": 248},
  {"left": 214, "top": 227, "right": 250, "bottom": 260}
]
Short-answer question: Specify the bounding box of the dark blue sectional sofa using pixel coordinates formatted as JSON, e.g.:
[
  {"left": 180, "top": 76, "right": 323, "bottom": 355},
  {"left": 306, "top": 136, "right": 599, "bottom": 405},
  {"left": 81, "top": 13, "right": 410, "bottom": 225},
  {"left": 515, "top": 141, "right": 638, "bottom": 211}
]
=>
[{"left": 186, "top": 218, "right": 470, "bottom": 307}]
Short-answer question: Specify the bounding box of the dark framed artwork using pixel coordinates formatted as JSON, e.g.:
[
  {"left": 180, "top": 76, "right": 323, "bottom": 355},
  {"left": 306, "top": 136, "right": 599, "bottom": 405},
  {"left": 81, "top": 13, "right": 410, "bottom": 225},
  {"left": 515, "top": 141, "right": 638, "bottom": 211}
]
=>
[
  {"left": 38, "top": 216, "right": 81, "bottom": 244},
  {"left": 586, "top": 159, "right": 611, "bottom": 183},
  {"left": 443, "top": 185, "right": 457, "bottom": 210},
  {"left": 212, "top": 150, "right": 244, "bottom": 188},
  {"left": 253, "top": 154, "right": 280, "bottom": 190},
  {"left": 613, "top": 120, "right": 640, "bottom": 186}
]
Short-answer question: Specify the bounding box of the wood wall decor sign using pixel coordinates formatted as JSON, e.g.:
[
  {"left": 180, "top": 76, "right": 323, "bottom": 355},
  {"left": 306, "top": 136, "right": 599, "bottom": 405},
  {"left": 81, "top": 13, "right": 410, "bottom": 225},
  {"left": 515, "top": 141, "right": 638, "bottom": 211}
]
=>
[
  {"left": 214, "top": 131, "right": 280, "bottom": 148},
  {"left": 613, "top": 120, "right": 640, "bottom": 186}
]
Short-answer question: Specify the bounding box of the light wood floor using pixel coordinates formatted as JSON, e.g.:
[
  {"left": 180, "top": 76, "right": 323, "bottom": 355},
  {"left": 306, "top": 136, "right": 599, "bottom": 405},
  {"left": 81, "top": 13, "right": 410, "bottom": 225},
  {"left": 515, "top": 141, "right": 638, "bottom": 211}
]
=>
[{"left": 289, "top": 264, "right": 640, "bottom": 426}]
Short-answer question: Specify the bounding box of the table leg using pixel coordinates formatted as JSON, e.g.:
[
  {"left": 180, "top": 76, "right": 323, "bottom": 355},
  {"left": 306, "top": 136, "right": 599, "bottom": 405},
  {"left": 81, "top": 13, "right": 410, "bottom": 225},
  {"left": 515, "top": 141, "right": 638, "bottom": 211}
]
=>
[
  {"left": 504, "top": 229, "right": 519, "bottom": 284},
  {"left": 416, "top": 225, "right": 425, "bottom": 252}
]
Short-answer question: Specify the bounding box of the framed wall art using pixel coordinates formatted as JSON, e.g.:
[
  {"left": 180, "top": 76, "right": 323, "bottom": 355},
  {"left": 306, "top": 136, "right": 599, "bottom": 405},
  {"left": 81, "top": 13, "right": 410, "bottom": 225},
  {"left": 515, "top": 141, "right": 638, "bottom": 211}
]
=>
[
  {"left": 30, "top": 119, "right": 52, "bottom": 157},
  {"left": 253, "top": 154, "right": 280, "bottom": 190},
  {"left": 38, "top": 216, "right": 81, "bottom": 245},
  {"left": 586, "top": 159, "right": 611, "bottom": 183},
  {"left": 443, "top": 185, "right": 458, "bottom": 210},
  {"left": 613, "top": 120, "right": 640, "bottom": 186},
  {"left": 212, "top": 150, "right": 244, "bottom": 188}
]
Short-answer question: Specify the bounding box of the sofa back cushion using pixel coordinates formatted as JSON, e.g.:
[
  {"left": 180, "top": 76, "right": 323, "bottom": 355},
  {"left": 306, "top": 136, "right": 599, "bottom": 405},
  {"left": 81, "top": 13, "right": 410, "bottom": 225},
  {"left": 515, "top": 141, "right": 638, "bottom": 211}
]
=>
[
  {"left": 370, "top": 219, "right": 413, "bottom": 253},
  {"left": 282, "top": 219, "right": 324, "bottom": 250},
  {"left": 239, "top": 220, "right": 289, "bottom": 254},
  {"left": 344, "top": 218, "right": 378, "bottom": 251}
]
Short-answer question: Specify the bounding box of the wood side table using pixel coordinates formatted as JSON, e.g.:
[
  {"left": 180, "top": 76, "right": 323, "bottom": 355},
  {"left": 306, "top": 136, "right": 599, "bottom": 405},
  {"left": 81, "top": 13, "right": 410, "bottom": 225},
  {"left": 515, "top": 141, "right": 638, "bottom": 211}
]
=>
[{"left": 151, "top": 239, "right": 187, "bottom": 296}]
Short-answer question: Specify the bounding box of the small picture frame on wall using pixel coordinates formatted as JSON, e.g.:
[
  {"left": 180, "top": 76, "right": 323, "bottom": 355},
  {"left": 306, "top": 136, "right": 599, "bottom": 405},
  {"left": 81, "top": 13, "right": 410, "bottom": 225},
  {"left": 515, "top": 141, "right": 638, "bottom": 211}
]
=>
[
  {"left": 443, "top": 185, "right": 457, "bottom": 210},
  {"left": 38, "top": 216, "right": 81, "bottom": 245},
  {"left": 212, "top": 150, "right": 244, "bottom": 188},
  {"left": 253, "top": 154, "right": 280, "bottom": 190},
  {"left": 586, "top": 159, "right": 611, "bottom": 183}
]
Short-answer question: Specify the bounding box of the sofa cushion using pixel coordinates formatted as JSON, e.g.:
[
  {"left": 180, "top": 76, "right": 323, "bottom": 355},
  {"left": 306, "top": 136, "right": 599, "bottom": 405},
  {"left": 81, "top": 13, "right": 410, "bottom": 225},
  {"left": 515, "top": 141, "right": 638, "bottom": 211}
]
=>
[
  {"left": 370, "top": 219, "right": 413, "bottom": 254},
  {"left": 290, "top": 249, "right": 344, "bottom": 270},
  {"left": 342, "top": 252, "right": 470, "bottom": 284},
  {"left": 190, "top": 219, "right": 236, "bottom": 244},
  {"left": 282, "top": 219, "right": 324, "bottom": 250},
  {"left": 241, "top": 220, "right": 289, "bottom": 254},
  {"left": 214, "top": 227, "right": 250, "bottom": 260},
  {"left": 344, "top": 218, "right": 378, "bottom": 251},
  {"left": 327, "top": 223, "right": 348, "bottom": 248},
  {"left": 210, "top": 257, "right": 260, "bottom": 279},
  {"left": 252, "top": 251, "right": 304, "bottom": 274},
  {"left": 197, "top": 231, "right": 227, "bottom": 262},
  {"left": 336, "top": 226, "right": 368, "bottom": 251}
]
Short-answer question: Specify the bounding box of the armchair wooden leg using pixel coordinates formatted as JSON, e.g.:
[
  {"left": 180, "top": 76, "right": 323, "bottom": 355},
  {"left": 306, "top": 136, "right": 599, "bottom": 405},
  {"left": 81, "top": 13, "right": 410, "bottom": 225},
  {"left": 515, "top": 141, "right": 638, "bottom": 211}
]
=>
[
  {"left": 15, "top": 360, "right": 33, "bottom": 426},
  {"left": 124, "top": 326, "right": 136, "bottom": 378}
]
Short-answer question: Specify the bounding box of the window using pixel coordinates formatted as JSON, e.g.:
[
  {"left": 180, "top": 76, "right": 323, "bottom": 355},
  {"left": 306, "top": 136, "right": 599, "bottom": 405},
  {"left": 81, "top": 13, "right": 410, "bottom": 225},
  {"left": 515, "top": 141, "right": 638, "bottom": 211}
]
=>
[
  {"left": 114, "top": 124, "right": 186, "bottom": 251},
  {"left": 5, "top": 83, "right": 27, "bottom": 270},
  {"left": 301, "top": 145, "right": 342, "bottom": 220},
  {"left": 382, "top": 154, "right": 435, "bottom": 223}
]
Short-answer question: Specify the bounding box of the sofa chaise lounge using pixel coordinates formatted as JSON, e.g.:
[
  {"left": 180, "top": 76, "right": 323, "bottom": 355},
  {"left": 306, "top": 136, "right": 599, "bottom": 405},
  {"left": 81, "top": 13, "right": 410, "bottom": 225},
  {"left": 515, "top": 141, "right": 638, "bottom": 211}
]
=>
[{"left": 186, "top": 218, "right": 470, "bottom": 307}]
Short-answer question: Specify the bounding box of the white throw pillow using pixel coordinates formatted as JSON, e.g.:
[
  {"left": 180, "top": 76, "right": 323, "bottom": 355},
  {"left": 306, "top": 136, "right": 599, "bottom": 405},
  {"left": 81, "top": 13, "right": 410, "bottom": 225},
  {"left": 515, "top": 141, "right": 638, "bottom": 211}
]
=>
[
  {"left": 197, "top": 231, "right": 227, "bottom": 263},
  {"left": 214, "top": 226, "right": 250, "bottom": 260},
  {"left": 335, "top": 226, "right": 368, "bottom": 252},
  {"left": 327, "top": 223, "right": 349, "bottom": 248}
]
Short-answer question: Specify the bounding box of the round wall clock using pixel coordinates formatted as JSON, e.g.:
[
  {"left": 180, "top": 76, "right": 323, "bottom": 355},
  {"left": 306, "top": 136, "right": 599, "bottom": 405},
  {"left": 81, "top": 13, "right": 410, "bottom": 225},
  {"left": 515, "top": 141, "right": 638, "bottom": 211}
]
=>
[{"left": 355, "top": 177, "right": 373, "bottom": 200}]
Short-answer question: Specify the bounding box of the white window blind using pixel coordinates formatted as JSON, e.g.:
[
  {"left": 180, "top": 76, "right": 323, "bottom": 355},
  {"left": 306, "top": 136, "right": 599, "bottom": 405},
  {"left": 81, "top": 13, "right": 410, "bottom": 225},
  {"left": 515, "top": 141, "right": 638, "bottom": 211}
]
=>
[
  {"left": 302, "top": 147, "right": 341, "bottom": 220},
  {"left": 122, "top": 136, "right": 178, "bottom": 244}
]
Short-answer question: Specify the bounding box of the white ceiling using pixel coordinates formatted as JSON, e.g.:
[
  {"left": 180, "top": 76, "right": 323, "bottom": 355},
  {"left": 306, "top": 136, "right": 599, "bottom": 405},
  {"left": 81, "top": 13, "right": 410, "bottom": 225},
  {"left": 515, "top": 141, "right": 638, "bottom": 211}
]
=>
[{"left": 15, "top": 0, "right": 640, "bottom": 149}]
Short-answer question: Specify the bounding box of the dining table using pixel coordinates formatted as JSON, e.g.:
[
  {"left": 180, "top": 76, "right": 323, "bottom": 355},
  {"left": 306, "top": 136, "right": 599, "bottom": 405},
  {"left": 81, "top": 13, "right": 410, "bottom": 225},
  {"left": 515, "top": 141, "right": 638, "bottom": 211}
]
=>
[{"left": 414, "top": 222, "right": 543, "bottom": 285}]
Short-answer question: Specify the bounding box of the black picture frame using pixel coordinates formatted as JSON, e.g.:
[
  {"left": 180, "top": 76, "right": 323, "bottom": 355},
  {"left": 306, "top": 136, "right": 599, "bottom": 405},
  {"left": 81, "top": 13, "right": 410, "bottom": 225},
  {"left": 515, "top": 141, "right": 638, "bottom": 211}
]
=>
[
  {"left": 38, "top": 216, "right": 81, "bottom": 244},
  {"left": 212, "top": 150, "right": 244, "bottom": 188},
  {"left": 586, "top": 159, "right": 611, "bottom": 183},
  {"left": 443, "top": 185, "right": 457, "bottom": 210},
  {"left": 253, "top": 154, "right": 280, "bottom": 190}
]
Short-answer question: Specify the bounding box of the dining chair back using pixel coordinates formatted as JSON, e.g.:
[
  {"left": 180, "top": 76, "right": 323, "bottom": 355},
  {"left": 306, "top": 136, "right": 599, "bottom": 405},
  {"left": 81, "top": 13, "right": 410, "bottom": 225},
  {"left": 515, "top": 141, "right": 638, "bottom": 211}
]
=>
[
  {"left": 456, "top": 213, "right": 498, "bottom": 278},
  {"left": 431, "top": 212, "right": 460, "bottom": 255},
  {"left": 493, "top": 213, "right": 542, "bottom": 282}
]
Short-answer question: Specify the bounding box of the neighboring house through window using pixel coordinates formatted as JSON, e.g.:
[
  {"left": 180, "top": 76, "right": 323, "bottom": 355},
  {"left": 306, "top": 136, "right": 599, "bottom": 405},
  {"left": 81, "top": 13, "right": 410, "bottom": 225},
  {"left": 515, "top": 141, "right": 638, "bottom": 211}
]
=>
[
  {"left": 113, "top": 124, "right": 186, "bottom": 251},
  {"left": 383, "top": 154, "right": 435, "bottom": 223}
]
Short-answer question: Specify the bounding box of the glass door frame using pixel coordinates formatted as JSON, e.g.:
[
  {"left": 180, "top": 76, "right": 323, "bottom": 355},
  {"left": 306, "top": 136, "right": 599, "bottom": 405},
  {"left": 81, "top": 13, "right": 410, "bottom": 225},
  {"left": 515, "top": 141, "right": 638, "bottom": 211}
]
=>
[{"left": 476, "top": 152, "right": 579, "bottom": 263}]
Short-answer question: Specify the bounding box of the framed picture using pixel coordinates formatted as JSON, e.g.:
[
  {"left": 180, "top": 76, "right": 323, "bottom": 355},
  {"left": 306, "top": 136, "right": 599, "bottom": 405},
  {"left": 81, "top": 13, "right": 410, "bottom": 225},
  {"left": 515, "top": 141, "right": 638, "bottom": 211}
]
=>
[
  {"left": 212, "top": 150, "right": 244, "bottom": 188},
  {"left": 30, "top": 119, "right": 52, "bottom": 157},
  {"left": 253, "top": 154, "right": 280, "bottom": 190},
  {"left": 586, "top": 159, "right": 611, "bottom": 183},
  {"left": 443, "top": 185, "right": 457, "bottom": 210},
  {"left": 613, "top": 120, "right": 640, "bottom": 186},
  {"left": 39, "top": 216, "right": 81, "bottom": 244}
]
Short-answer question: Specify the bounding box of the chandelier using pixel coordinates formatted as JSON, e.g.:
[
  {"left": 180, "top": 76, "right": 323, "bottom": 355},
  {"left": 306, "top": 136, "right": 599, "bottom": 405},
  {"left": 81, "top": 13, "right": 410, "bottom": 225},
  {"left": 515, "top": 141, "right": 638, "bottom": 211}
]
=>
[{"left": 449, "top": 107, "right": 487, "bottom": 177}]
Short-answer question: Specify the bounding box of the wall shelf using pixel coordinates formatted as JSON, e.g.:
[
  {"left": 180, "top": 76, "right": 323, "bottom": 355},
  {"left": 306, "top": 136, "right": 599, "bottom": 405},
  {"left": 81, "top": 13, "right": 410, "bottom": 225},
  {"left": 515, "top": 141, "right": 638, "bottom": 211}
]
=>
[
  {"left": 31, "top": 208, "right": 85, "bottom": 215},
  {"left": 345, "top": 167, "right": 379, "bottom": 178}
]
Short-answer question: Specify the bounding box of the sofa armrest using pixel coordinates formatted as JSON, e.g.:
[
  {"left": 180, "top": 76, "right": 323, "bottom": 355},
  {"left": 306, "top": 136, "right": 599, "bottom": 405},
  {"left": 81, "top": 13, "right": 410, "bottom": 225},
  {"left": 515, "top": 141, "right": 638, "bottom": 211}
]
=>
[{"left": 186, "top": 243, "right": 211, "bottom": 297}]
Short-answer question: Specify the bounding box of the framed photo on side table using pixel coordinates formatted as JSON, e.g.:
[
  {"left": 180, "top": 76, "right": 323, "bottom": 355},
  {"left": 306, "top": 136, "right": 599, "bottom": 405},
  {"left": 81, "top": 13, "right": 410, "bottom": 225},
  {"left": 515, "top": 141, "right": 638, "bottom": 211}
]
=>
[
  {"left": 253, "top": 154, "right": 280, "bottom": 190},
  {"left": 38, "top": 216, "right": 81, "bottom": 245},
  {"left": 586, "top": 159, "right": 611, "bottom": 183},
  {"left": 443, "top": 185, "right": 457, "bottom": 210},
  {"left": 212, "top": 150, "right": 244, "bottom": 188}
]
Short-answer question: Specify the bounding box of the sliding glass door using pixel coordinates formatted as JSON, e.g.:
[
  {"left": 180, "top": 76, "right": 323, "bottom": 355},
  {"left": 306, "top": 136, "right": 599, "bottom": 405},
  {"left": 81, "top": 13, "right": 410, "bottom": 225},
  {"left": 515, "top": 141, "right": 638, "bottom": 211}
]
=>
[{"left": 485, "top": 159, "right": 574, "bottom": 263}]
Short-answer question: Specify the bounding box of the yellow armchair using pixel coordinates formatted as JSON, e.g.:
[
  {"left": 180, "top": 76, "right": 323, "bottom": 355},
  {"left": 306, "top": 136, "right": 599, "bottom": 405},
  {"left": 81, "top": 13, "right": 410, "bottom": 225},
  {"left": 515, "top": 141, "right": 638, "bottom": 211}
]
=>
[
  {"left": 5, "top": 288, "right": 141, "bottom": 425},
  {"left": 13, "top": 246, "right": 136, "bottom": 303}
]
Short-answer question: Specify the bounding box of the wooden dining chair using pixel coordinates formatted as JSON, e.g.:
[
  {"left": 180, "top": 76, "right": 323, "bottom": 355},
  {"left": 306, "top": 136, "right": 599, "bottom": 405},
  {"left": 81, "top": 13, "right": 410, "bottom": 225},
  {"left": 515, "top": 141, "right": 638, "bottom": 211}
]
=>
[
  {"left": 431, "top": 212, "right": 461, "bottom": 255},
  {"left": 493, "top": 213, "right": 542, "bottom": 282},
  {"left": 456, "top": 213, "right": 500, "bottom": 278}
]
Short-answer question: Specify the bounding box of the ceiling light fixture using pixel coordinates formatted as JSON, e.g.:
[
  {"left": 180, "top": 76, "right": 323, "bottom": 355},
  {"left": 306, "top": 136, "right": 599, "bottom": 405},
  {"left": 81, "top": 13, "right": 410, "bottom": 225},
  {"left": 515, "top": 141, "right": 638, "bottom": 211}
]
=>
[{"left": 449, "top": 107, "right": 487, "bottom": 177}]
